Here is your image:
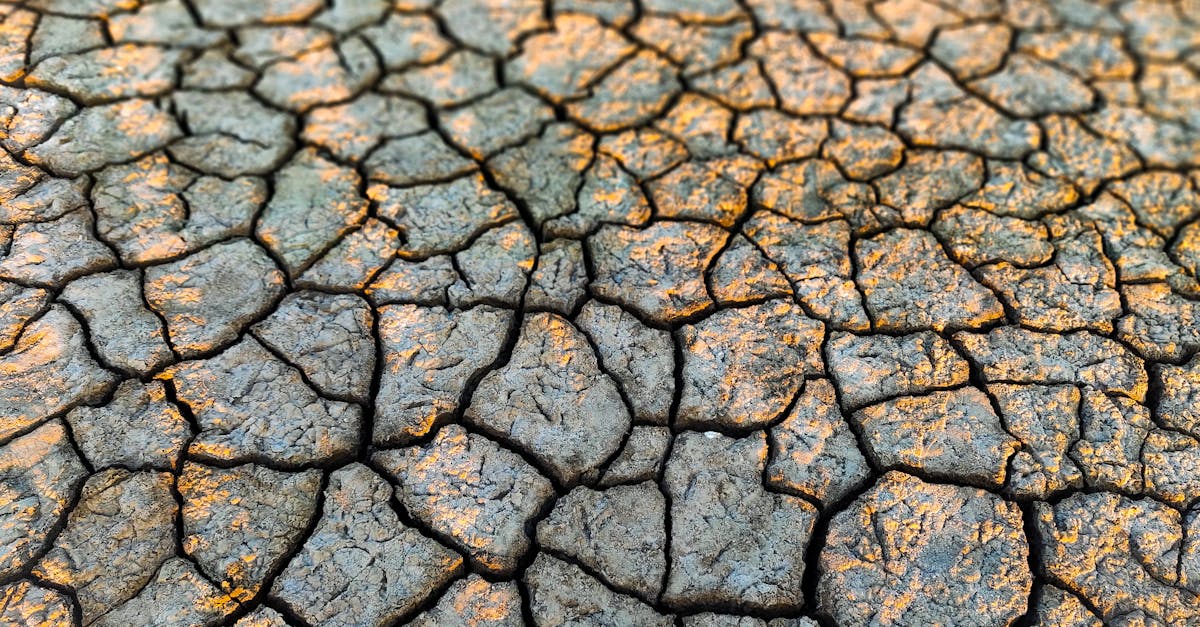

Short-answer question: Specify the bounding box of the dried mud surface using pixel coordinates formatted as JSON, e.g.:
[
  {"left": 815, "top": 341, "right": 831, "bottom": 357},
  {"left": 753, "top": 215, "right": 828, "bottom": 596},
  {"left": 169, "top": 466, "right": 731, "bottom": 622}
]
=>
[{"left": 1, "top": 0, "right": 1199, "bottom": 625}]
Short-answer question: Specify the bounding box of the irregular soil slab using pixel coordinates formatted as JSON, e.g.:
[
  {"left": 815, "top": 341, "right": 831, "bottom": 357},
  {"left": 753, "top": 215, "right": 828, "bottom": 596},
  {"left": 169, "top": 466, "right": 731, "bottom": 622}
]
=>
[
  {"left": 253, "top": 290, "right": 375, "bottom": 402},
  {"left": 537, "top": 481, "right": 667, "bottom": 599},
  {"left": 1036, "top": 492, "right": 1200, "bottom": 625},
  {"left": 664, "top": 431, "right": 817, "bottom": 613},
  {"left": 825, "top": 330, "right": 969, "bottom": 410},
  {"left": 0, "top": 421, "right": 85, "bottom": 579},
  {"left": 0, "top": 306, "right": 116, "bottom": 442},
  {"left": 161, "top": 336, "right": 361, "bottom": 467},
  {"left": 374, "top": 425, "right": 554, "bottom": 577},
  {"left": 270, "top": 464, "right": 464, "bottom": 626},
  {"left": 466, "top": 312, "right": 630, "bottom": 485},
  {"left": 410, "top": 575, "right": 524, "bottom": 627},
  {"left": 819, "top": 471, "right": 1031, "bottom": 627},
  {"left": 375, "top": 304, "right": 513, "bottom": 445},
  {"left": 574, "top": 301, "right": 675, "bottom": 425},
  {"left": 34, "top": 469, "right": 178, "bottom": 623},
  {"left": 588, "top": 221, "right": 729, "bottom": 324},
  {"left": 856, "top": 228, "right": 1005, "bottom": 332},
  {"left": 767, "top": 378, "right": 872, "bottom": 506},
  {"left": 144, "top": 238, "right": 286, "bottom": 358},
  {"left": 677, "top": 300, "right": 824, "bottom": 431},
  {"left": 179, "top": 462, "right": 321, "bottom": 600},
  {"left": 526, "top": 553, "right": 674, "bottom": 627},
  {"left": 851, "top": 387, "right": 1020, "bottom": 488}
]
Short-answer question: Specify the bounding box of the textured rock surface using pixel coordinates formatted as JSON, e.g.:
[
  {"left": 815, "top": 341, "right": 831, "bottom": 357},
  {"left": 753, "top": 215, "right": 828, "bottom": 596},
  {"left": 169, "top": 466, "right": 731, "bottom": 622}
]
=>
[
  {"left": 296, "top": 217, "right": 401, "bottom": 291},
  {"left": 0, "top": 282, "right": 49, "bottom": 352},
  {"left": 599, "top": 426, "right": 671, "bottom": 487},
  {"left": 168, "top": 91, "right": 294, "bottom": 177},
  {"left": 956, "top": 326, "right": 1148, "bottom": 400},
  {"left": 742, "top": 212, "right": 870, "bottom": 330},
  {"left": 24, "top": 98, "right": 180, "bottom": 176},
  {"left": 991, "top": 383, "right": 1085, "bottom": 499},
  {"left": 5, "top": 1, "right": 1199, "bottom": 623},
  {"left": 447, "top": 222, "right": 536, "bottom": 308},
  {"left": 373, "top": 174, "right": 519, "bottom": 258}
]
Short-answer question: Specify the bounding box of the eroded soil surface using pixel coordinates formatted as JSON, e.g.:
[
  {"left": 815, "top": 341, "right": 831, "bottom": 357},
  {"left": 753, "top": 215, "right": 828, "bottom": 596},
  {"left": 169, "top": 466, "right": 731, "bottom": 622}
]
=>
[{"left": 2, "top": 0, "right": 1200, "bottom": 625}]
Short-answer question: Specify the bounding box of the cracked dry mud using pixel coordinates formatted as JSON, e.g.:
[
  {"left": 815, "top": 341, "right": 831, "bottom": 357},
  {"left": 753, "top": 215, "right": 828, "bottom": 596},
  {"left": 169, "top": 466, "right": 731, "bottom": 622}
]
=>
[{"left": 0, "top": 1, "right": 1198, "bottom": 626}]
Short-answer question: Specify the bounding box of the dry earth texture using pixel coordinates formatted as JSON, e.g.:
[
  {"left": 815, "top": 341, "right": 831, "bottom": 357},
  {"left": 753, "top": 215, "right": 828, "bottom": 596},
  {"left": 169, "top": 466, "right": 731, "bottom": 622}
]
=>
[{"left": 0, "top": 0, "right": 1199, "bottom": 625}]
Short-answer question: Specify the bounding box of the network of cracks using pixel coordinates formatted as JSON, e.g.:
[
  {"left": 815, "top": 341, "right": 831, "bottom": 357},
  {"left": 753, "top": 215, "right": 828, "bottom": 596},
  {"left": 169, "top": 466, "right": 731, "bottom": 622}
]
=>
[{"left": 2, "top": 0, "right": 1200, "bottom": 625}]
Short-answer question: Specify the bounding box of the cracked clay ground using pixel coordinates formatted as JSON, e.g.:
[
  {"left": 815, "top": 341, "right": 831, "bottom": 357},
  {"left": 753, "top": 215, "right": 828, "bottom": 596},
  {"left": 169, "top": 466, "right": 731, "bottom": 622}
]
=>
[{"left": 1, "top": 1, "right": 1200, "bottom": 626}]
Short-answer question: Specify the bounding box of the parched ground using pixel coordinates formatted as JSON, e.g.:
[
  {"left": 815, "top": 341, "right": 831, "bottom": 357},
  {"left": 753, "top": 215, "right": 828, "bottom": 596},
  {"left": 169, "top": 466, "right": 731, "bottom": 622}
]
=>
[{"left": 1, "top": 0, "right": 1199, "bottom": 625}]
